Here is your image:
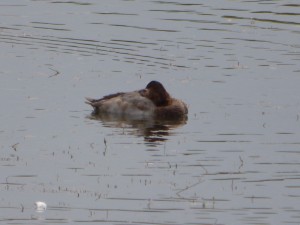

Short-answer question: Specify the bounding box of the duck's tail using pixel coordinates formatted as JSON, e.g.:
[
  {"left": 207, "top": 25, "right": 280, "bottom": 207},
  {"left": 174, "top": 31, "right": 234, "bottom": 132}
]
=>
[
  {"left": 85, "top": 97, "right": 102, "bottom": 114},
  {"left": 85, "top": 97, "right": 101, "bottom": 108}
]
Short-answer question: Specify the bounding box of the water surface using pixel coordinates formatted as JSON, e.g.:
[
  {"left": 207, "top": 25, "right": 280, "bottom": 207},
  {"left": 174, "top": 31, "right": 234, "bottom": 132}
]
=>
[{"left": 0, "top": 1, "right": 300, "bottom": 224}]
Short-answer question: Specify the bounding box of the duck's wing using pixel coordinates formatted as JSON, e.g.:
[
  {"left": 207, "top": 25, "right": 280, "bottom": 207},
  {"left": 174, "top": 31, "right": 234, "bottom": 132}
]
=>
[{"left": 85, "top": 92, "right": 125, "bottom": 107}]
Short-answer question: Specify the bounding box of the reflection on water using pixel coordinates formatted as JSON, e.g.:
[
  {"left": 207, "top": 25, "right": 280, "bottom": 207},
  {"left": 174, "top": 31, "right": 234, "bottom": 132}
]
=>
[
  {"left": 88, "top": 113, "right": 187, "bottom": 144},
  {"left": 0, "top": 0, "right": 300, "bottom": 225}
]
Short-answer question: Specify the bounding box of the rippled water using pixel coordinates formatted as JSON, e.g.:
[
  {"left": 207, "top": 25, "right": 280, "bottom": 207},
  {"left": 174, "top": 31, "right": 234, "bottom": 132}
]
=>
[{"left": 1, "top": 1, "right": 300, "bottom": 225}]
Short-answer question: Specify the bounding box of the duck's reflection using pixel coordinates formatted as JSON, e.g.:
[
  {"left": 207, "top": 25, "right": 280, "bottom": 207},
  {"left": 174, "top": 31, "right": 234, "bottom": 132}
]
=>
[{"left": 88, "top": 113, "right": 187, "bottom": 144}]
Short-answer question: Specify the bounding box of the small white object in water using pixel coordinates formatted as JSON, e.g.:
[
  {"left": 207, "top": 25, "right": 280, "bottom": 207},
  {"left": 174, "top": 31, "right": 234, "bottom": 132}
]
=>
[{"left": 35, "top": 201, "right": 47, "bottom": 212}]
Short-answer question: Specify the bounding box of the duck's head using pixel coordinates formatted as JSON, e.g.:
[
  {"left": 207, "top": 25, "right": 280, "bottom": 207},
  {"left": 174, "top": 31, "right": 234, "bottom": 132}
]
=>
[{"left": 140, "top": 81, "right": 171, "bottom": 107}]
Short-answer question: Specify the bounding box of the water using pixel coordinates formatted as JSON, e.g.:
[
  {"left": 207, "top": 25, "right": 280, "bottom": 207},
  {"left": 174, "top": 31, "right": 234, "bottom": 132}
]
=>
[{"left": 1, "top": 0, "right": 300, "bottom": 224}]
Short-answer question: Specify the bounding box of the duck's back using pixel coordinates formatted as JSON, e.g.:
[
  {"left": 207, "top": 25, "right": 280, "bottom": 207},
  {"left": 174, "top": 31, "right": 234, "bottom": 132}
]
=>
[{"left": 87, "top": 91, "right": 155, "bottom": 117}]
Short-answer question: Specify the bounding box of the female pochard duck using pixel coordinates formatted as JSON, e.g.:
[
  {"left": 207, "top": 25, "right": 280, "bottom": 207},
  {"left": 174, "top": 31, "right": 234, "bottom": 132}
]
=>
[{"left": 85, "top": 81, "right": 188, "bottom": 119}]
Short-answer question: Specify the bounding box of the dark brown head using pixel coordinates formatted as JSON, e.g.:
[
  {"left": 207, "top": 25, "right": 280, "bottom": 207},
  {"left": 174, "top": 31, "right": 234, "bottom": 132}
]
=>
[{"left": 140, "top": 81, "right": 171, "bottom": 107}]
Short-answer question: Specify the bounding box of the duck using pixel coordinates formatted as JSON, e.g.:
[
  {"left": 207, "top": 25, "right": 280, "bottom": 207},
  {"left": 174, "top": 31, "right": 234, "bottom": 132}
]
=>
[{"left": 85, "top": 81, "right": 188, "bottom": 119}]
